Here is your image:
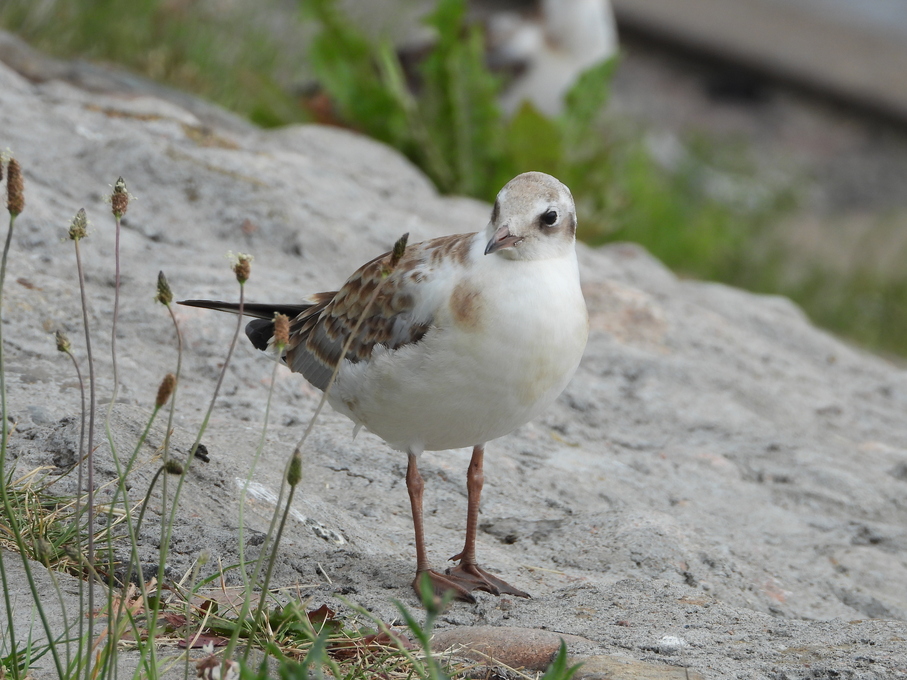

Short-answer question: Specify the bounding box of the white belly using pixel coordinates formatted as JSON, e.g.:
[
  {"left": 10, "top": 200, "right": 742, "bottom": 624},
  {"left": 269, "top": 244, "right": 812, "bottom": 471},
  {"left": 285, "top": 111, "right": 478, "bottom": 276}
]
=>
[{"left": 330, "top": 255, "right": 588, "bottom": 452}]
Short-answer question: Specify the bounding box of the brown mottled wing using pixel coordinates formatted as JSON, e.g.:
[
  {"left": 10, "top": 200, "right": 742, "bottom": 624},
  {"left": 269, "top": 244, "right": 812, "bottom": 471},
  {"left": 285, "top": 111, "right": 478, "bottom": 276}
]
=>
[{"left": 285, "top": 233, "right": 474, "bottom": 391}]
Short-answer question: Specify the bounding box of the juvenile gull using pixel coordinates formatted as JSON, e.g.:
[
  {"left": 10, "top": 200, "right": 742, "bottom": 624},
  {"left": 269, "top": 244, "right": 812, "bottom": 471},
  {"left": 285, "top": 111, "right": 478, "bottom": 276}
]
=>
[{"left": 181, "top": 171, "right": 589, "bottom": 601}]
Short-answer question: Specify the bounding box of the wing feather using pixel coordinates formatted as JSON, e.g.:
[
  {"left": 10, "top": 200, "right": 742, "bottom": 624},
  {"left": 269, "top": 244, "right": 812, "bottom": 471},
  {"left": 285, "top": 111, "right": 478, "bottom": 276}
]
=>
[{"left": 285, "top": 232, "right": 474, "bottom": 390}]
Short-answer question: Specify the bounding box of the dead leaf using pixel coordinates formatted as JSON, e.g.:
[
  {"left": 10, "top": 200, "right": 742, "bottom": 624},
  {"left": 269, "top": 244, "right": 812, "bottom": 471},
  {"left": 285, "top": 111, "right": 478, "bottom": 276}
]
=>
[{"left": 180, "top": 633, "right": 229, "bottom": 649}]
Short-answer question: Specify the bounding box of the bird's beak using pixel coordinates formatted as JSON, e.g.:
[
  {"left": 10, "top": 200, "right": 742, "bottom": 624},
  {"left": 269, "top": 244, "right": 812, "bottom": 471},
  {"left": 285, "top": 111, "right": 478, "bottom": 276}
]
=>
[{"left": 485, "top": 225, "right": 522, "bottom": 255}]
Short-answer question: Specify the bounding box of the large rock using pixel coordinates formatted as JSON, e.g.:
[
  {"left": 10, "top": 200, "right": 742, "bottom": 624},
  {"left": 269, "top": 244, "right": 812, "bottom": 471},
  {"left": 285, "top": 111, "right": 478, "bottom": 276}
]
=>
[{"left": 1, "top": 39, "right": 906, "bottom": 678}]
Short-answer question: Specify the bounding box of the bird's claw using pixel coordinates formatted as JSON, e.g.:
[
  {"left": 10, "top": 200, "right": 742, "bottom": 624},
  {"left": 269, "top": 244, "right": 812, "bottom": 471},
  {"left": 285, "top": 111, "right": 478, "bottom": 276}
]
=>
[
  {"left": 412, "top": 569, "right": 477, "bottom": 604},
  {"left": 445, "top": 562, "right": 531, "bottom": 598}
]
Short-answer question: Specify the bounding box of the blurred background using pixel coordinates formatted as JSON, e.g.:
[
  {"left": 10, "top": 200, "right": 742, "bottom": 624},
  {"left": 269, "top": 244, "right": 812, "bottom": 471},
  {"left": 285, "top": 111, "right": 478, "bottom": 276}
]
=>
[{"left": 2, "top": 0, "right": 906, "bottom": 357}]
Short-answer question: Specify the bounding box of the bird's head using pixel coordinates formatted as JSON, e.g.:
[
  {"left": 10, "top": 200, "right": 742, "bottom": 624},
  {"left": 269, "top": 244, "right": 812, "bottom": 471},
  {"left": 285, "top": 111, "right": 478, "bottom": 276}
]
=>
[{"left": 484, "top": 172, "right": 577, "bottom": 261}]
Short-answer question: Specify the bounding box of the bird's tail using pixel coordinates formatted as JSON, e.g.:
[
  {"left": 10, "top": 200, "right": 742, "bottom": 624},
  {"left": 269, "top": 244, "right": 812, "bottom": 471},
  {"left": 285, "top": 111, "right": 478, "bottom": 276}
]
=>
[
  {"left": 178, "top": 299, "right": 314, "bottom": 319},
  {"left": 178, "top": 299, "right": 316, "bottom": 351}
]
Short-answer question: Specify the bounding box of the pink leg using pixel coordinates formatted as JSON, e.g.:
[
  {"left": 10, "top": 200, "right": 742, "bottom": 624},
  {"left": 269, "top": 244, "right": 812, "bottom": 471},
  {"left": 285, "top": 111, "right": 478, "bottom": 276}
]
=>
[
  {"left": 447, "top": 445, "right": 530, "bottom": 598},
  {"left": 406, "top": 452, "right": 476, "bottom": 602}
]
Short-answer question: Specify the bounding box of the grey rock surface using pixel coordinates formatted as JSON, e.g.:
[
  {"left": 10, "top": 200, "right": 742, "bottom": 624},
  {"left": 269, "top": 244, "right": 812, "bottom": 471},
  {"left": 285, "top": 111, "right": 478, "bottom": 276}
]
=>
[{"left": 1, "top": 40, "right": 907, "bottom": 678}]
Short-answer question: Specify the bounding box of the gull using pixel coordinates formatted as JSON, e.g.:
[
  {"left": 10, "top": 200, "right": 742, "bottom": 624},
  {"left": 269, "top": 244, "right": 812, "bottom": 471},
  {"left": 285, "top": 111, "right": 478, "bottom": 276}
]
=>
[
  {"left": 180, "top": 171, "right": 589, "bottom": 601},
  {"left": 485, "top": 0, "right": 619, "bottom": 116}
]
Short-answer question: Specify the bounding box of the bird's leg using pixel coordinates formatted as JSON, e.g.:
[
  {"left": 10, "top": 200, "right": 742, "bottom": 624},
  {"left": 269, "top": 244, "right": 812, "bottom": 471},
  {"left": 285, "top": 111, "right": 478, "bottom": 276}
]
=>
[
  {"left": 453, "top": 444, "right": 484, "bottom": 567},
  {"left": 406, "top": 452, "right": 476, "bottom": 603},
  {"left": 447, "top": 445, "right": 530, "bottom": 598}
]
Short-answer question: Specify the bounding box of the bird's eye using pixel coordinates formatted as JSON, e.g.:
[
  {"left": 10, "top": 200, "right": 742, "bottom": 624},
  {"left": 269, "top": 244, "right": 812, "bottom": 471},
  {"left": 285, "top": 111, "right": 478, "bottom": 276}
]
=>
[{"left": 541, "top": 210, "right": 558, "bottom": 226}]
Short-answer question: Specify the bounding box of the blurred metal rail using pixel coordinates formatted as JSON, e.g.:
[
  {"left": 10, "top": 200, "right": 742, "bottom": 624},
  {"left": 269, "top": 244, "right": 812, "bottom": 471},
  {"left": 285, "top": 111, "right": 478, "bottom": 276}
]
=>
[{"left": 611, "top": 0, "right": 907, "bottom": 122}]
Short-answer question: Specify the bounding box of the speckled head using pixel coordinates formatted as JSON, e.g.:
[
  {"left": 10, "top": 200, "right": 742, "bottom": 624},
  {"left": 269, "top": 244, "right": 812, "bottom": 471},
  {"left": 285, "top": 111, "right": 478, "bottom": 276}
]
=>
[{"left": 484, "top": 172, "right": 577, "bottom": 261}]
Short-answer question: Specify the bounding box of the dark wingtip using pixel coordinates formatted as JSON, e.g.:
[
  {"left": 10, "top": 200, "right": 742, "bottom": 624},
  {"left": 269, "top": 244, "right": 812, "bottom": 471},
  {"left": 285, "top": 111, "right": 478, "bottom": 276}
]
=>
[
  {"left": 177, "top": 299, "right": 233, "bottom": 311},
  {"left": 245, "top": 318, "right": 274, "bottom": 351},
  {"left": 178, "top": 300, "right": 276, "bottom": 350}
]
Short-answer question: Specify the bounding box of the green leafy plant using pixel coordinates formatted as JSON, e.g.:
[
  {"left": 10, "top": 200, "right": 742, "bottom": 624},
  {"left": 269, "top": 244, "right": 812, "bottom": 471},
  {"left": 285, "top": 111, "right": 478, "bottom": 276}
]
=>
[
  {"left": 541, "top": 642, "right": 583, "bottom": 680},
  {"left": 305, "top": 0, "right": 502, "bottom": 198}
]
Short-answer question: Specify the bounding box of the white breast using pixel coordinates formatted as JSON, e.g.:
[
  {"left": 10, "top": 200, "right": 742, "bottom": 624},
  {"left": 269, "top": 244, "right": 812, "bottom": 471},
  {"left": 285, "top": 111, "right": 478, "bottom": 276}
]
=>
[{"left": 331, "top": 245, "right": 588, "bottom": 452}]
